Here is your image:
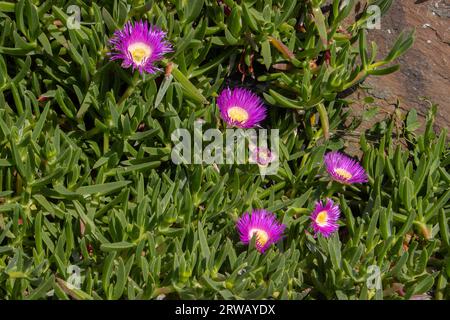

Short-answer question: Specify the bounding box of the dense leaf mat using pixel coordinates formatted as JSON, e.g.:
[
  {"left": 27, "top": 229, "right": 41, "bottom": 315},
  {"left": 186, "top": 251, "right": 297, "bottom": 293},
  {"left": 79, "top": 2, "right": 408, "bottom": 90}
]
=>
[{"left": 0, "top": 0, "right": 448, "bottom": 300}]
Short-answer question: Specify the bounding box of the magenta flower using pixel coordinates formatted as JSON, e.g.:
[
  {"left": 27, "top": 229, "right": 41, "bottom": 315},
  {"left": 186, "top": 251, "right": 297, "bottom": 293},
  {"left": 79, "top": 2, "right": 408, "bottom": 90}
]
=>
[
  {"left": 108, "top": 20, "right": 172, "bottom": 74},
  {"left": 324, "top": 151, "right": 368, "bottom": 185},
  {"left": 236, "top": 209, "right": 285, "bottom": 253},
  {"left": 217, "top": 88, "right": 267, "bottom": 128},
  {"left": 310, "top": 198, "right": 340, "bottom": 238}
]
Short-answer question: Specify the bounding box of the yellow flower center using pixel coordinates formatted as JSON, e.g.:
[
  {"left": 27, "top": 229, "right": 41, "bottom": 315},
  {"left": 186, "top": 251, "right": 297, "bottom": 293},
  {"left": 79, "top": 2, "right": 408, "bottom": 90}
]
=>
[
  {"left": 315, "top": 210, "right": 329, "bottom": 227},
  {"left": 228, "top": 106, "right": 249, "bottom": 123},
  {"left": 259, "top": 150, "right": 270, "bottom": 159},
  {"left": 249, "top": 228, "right": 269, "bottom": 246},
  {"left": 334, "top": 168, "right": 353, "bottom": 180},
  {"left": 128, "top": 42, "right": 152, "bottom": 65}
]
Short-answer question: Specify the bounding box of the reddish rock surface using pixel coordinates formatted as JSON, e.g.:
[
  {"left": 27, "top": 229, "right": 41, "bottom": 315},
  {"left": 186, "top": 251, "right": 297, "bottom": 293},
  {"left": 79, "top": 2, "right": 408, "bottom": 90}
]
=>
[{"left": 349, "top": 0, "right": 449, "bottom": 135}]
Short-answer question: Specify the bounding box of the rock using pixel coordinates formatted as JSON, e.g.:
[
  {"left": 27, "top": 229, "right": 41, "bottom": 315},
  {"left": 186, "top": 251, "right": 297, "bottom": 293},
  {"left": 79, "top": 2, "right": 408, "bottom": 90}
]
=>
[{"left": 349, "top": 0, "right": 449, "bottom": 135}]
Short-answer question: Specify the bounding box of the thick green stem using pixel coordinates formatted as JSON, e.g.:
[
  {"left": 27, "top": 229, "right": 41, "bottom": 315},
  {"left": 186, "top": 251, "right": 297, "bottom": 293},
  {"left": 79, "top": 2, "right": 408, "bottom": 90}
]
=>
[
  {"left": 171, "top": 64, "right": 208, "bottom": 104},
  {"left": 259, "top": 181, "right": 286, "bottom": 199},
  {"left": 83, "top": 127, "right": 101, "bottom": 139},
  {"left": 117, "top": 72, "right": 140, "bottom": 107},
  {"left": 103, "top": 131, "right": 110, "bottom": 154},
  {"left": 16, "top": 174, "right": 23, "bottom": 196},
  {"left": 326, "top": 181, "right": 342, "bottom": 197},
  {"left": 342, "top": 70, "right": 367, "bottom": 90},
  {"left": 317, "top": 103, "right": 330, "bottom": 140}
]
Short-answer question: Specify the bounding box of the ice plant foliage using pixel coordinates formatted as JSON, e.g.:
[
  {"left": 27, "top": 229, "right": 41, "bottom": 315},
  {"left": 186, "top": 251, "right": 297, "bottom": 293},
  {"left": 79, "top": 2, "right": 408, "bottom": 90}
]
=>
[
  {"left": 310, "top": 199, "right": 340, "bottom": 238},
  {"left": 324, "top": 151, "right": 368, "bottom": 185},
  {"left": 236, "top": 210, "right": 285, "bottom": 253},
  {"left": 0, "top": 0, "right": 440, "bottom": 301},
  {"left": 109, "top": 20, "right": 172, "bottom": 74},
  {"left": 217, "top": 88, "right": 267, "bottom": 128}
]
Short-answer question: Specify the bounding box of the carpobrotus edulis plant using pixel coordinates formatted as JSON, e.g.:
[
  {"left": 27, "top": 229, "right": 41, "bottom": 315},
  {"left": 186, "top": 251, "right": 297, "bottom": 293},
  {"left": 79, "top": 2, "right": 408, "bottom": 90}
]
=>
[
  {"left": 236, "top": 209, "right": 285, "bottom": 253},
  {"left": 108, "top": 20, "right": 172, "bottom": 74},
  {"left": 217, "top": 88, "right": 267, "bottom": 128},
  {"left": 310, "top": 198, "right": 341, "bottom": 238},
  {"left": 324, "top": 151, "right": 368, "bottom": 185}
]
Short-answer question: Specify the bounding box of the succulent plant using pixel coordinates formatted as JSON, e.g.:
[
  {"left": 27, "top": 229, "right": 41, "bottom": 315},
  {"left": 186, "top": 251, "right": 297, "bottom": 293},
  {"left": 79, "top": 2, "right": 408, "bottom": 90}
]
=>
[{"left": 0, "top": 0, "right": 447, "bottom": 301}]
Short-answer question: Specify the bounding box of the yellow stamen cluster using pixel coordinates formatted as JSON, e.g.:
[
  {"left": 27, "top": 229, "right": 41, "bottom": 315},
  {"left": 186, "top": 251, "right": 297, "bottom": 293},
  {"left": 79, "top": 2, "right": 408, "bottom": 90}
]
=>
[
  {"left": 128, "top": 42, "right": 152, "bottom": 65},
  {"left": 249, "top": 228, "right": 269, "bottom": 246},
  {"left": 228, "top": 106, "right": 249, "bottom": 123},
  {"left": 334, "top": 168, "right": 353, "bottom": 180},
  {"left": 315, "top": 210, "right": 329, "bottom": 227}
]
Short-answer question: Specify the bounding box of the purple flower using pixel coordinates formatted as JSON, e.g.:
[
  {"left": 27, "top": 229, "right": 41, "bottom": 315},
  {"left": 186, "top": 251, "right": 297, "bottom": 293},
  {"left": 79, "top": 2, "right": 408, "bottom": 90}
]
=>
[
  {"left": 310, "top": 198, "right": 340, "bottom": 238},
  {"left": 108, "top": 20, "right": 172, "bottom": 74},
  {"left": 217, "top": 88, "right": 267, "bottom": 128},
  {"left": 324, "top": 151, "right": 368, "bottom": 185},
  {"left": 236, "top": 209, "right": 285, "bottom": 253}
]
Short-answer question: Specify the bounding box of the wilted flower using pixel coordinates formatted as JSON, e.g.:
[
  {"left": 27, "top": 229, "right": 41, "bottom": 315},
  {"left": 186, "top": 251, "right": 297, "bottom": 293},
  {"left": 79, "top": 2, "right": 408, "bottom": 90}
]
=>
[
  {"left": 217, "top": 88, "right": 267, "bottom": 128},
  {"left": 217, "top": 0, "right": 231, "bottom": 16},
  {"left": 109, "top": 20, "right": 172, "bottom": 74},
  {"left": 236, "top": 209, "right": 285, "bottom": 253},
  {"left": 249, "top": 145, "right": 276, "bottom": 167},
  {"left": 324, "top": 151, "right": 368, "bottom": 185},
  {"left": 310, "top": 198, "right": 340, "bottom": 238}
]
